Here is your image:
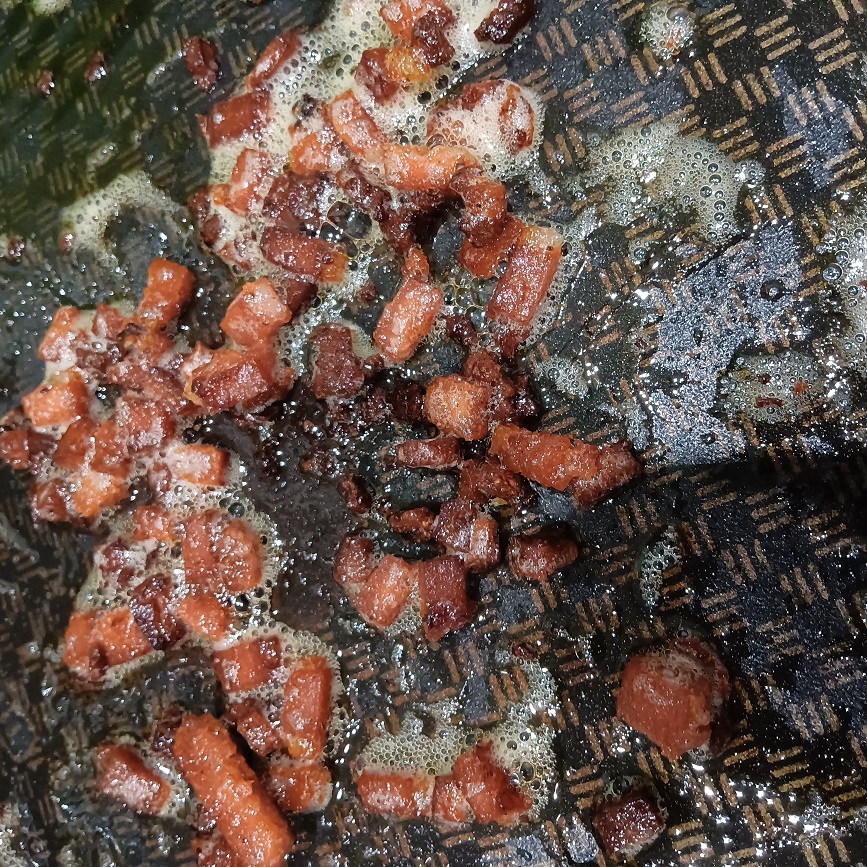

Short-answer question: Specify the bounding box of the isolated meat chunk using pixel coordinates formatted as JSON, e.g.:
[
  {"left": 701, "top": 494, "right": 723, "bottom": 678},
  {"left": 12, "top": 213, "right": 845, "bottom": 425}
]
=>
[
  {"left": 225, "top": 149, "right": 276, "bottom": 216},
  {"left": 388, "top": 507, "right": 437, "bottom": 541},
  {"left": 172, "top": 714, "right": 294, "bottom": 867},
  {"left": 381, "top": 143, "right": 480, "bottom": 191},
  {"left": 593, "top": 787, "right": 666, "bottom": 856},
  {"left": 450, "top": 169, "right": 508, "bottom": 246},
  {"left": 506, "top": 526, "right": 578, "bottom": 582},
  {"left": 419, "top": 555, "right": 474, "bottom": 641},
  {"left": 474, "top": 0, "right": 534, "bottom": 44},
  {"left": 183, "top": 37, "right": 219, "bottom": 92},
  {"left": 334, "top": 535, "right": 374, "bottom": 587},
  {"left": 451, "top": 742, "right": 530, "bottom": 824},
  {"left": 309, "top": 323, "right": 364, "bottom": 399},
  {"left": 352, "top": 554, "right": 417, "bottom": 628},
  {"left": 394, "top": 437, "right": 461, "bottom": 470},
  {"left": 424, "top": 375, "right": 492, "bottom": 440},
  {"left": 267, "top": 758, "right": 332, "bottom": 813},
  {"left": 92, "top": 608, "right": 154, "bottom": 668},
  {"left": 281, "top": 655, "right": 333, "bottom": 758},
  {"left": 357, "top": 769, "right": 434, "bottom": 819},
  {"left": 222, "top": 279, "right": 294, "bottom": 348},
  {"left": 569, "top": 442, "right": 642, "bottom": 508},
  {"left": 199, "top": 91, "right": 271, "bottom": 147},
  {"left": 458, "top": 457, "right": 524, "bottom": 504},
  {"left": 129, "top": 573, "right": 185, "bottom": 650},
  {"left": 260, "top": 227, "right": 348, "bottom": 283},
  {"left": 246, "top": 32, "right": 300, "bottom": 90},
  {"left": 616, "top": 638, "right": 730, "bottom": 760},
  {"left": 373, "top": 277, "right": 443, "bottom": 363},
  {"left": 380, "top": 0, "right": 454, "bottom": 41},
  {"left": 434, "top": 500, "right": 500, "bottom": 572},
  {"left": 431, "top": 773, "right": 471, "bottom": 824},
  {"left": 225, "top": 699, "right": 283, "bottom": 757},
  {"left": 458, "top": 215, "right": 523, "bottom": 279},
  {"left": 355, "top": 48, "right": 400, "bottom": 102},
  {"left": 62, "top": 611, "right": 106, "bottom": 682},
  {"left": 95, "top": 743, "right": 171, "bottom": 815},
  {"left": 22, "top": 370, "right": 90, "bottom": 430},
  {"left": 212, "top": 637, "right": 283, "bottom": 694},
  {"left": 136, "top": 258, "right": 196, "bottom": 327},
  {"left": 132, "top": 504, "right": 174, "bottom": 543},
  {"left": 164, "top": 443, "right": 229, "bottom": 487},
  {"left": 328, "top": 90, "right": 388, "bottom": 157}
]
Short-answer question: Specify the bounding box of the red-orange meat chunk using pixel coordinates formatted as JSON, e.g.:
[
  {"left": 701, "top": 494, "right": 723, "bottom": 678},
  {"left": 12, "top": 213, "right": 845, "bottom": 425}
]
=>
[
  {"left": 334, "top": 535, "right": 375, "bottom": 587},
  {"left": 355, "top": 47, "right": 400, "bottom": 103},
  {"left": 450, "top": 169, "right": 508, "bottom": 246},
  {"left": 373, "top": 276, "right": 443, "bottom": 363},
  {"left": 616, "top": 638, "right": 730, "bottom": 760},
  {"left": 95, "top": 743, "right": 171, "bottom": 815},
  {"left": 172, "top": 714, "right": 294, "bottom": 867},
  {"left": 246, "top": 32, "right": 301, "bottom": 91},
  {"left": 569, "top": 442, "right": 642, "bottom": 509},
  {"left": 434, "top": 500, "right": 500, "bottom": 572},
  {"left": 129, "top": 573, "right": 185, "bottom": 651},
  {"left": 225, "top": 149, "right": 277, "bottom": 216},
  {"left": 221, "top": 278, "right": 294, "bottom": 347},
  {"left": 135, "top": 258, "right": 195, "bottom": 327},
  {"left": 90, "top": 419, "right": 131, "bottom": 477},
  {"left": 260, "top": 228, "right": 348, "bottom": 283},
  {"left": 30, "top": 479, "right": 71, "bottom": 523},
  {"left": 132, "top": 504, "right": 175, "bottom": 543},
  {"left": 431, "top": 773, "right": 471, "bottom": 824},
  {"left": 327, "top": 90, "right": 388, "bottom": 157},
  {"left": 424, "top": 375, "right": 492, "bottom": 441},
  {"left": 387, "top": 507, "right": 437, "bottom": 541},
  {"left": 309, "top": 323, "right": 365, "bottom": 400},
  {"left": 0, "top": 426, "right": 53, "bottom": 471},
  {"left": 381, "top": 144, "right": 480, "bottom": 191},
  {"left": 225, "top": 699, "right": 284, "bottom": 757},
  {"left": 394, "top": 436, "right": 462, "bottom": 470},
  {"left": 183, "top": 37, "right": 220, "bottom": 92},
  {"left": 164, "top": 442, "right": 229, "bottom": 487},
  {"left": 593, "top": 788, "right": 666, "bottom": 856},
  {"left": 451, "top": 742, "right": 530, "bottom": 824},
  {"left": 474, "top": 0, "right": 534, "bottom": 44},
  {"left": 182, "top": 510, "right": 263, "bottom": 595},
  {"left": 22, "top": 370, "right": 90, "bottom": 430},
  {"left": 212, "top": 637, "right": 283, "bottom": 694},
  {"left": 357, "top": 769, "right": 434, "bottom": 819},
  {"left": 199, "top": 91, "right": 271, "bottom": 147},
  {"left": 70, "top": 470, "right": 130, "bottom": 518},
  {"left": 352, "top": 554, "right": 416, "bottom": 629},
  {"left": 457, "top": 215, "right": 523, "bottom": 279},
  {"left": 177, "top": 590, "right": 232, "bottom": 642},
  {"left": 418, "top": 555, "right": 474, "bottom": 641},
  {"left": 115, "top": 397, "right": 176, "bottom": 453},
  {"left": 267, "top": 758, "right": 332, "bottom": 813},
  {"left": 457, "top": 457, "right": 524, "bottom": 504},
  {"left": 39, "top": 306, "right": 85, "bottom": 363},
  {"left": 506, "top": 527, "right": 578, "bottom": 582},
  {"left": 63, "top": 607, "right": 153, "bottom": 681},
  {"left": 281, "top": 655, "right": 333, "bottom": 758}
]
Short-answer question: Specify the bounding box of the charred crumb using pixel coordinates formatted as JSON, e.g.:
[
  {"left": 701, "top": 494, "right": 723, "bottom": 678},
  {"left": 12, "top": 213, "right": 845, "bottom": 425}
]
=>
[
  {"left": 183, "top": 37, "right": 220, "bottom": 93},
  {"left": 84, "top": 51, "right": 108, "bottom": 83},
  {"left": 36, "top": 70, "right": 54, "bottom": 96}
]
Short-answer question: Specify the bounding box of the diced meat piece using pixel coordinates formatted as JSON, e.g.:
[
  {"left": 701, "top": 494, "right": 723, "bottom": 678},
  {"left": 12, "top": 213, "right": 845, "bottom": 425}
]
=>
[
  {"left": 352, "top": 554, "right": 416, "bottom": 629},
  {"left": 381, "top": 144, "right": 480, "bottom": 191},
  {"left": 394, "top": 437, "right": 462, "bottom": 470},
  {"left": 129, "top": 573, "right": 185, "bottom": 651},
  {"left": 172, "top": 714, "right": 294, "bottom": 867},
  {"left": 357, "top": 769, "right": 434, "bottom": 819},
  {"left": 188, "top": 346, "right": 293, "bottom": 414},
  {"left": 93, "top": 538, "right": 137, "bottom": 588},
  {"left": 569, "top": 442, "right": 642, "bottom": 508},
  {"left": 92, "top": 302, "right": 130, "bottom": 340},
  {"left": 424, "top": 375, "right": 492, "bottom": 441},
  {"left": 411, "top": 7, "right": 456, "bottom": 66},
  {"left": 93, "top": 607, "right": 154, "bottom": 668},
  {"left": 403, "top": 246, "right": 431, "bottom": 281},
  {"left": 334, "top": 535, "right": 374, "bottom": 587},
  {"left": 132, "top": 504, "right": 175, "bottom": 543},
  {"left": 70, "top": 470, "right": 129, "bottom": 519},
  {"left": 444, "top": 313, "right": 477, "bottom": 347},
  {"left": 593, "top": 788, "right": 666, "bottom": 856},
  {"left": 450, "top": 169, "right": 507, "bottom": 246},
  {"left": 309, "top": 323, "right": 364, "bottom": 400},
  {"left": 62, "top": 610, "right": 105, "bottom": 681},
  {"left": 337, "top": 475, "right": 372, "bottom": 514},
  {"left": 267, "top": 758, "right": 332, "bottom": 813},
  {"left": 114, "top": 397, "right": 176, "bottom": 452},
  {"left": 261, "top": 172, "right": 327, "bottom": 232},
  {"left": 290, "top": 124, "right": 345, "bottom": 177},
  {"left": 95, "top": 743, "right": 171, "bottom": 815},
  {"left": 462, "top": 348, "right": 523, "bottom": 422},
  {"left": 384, "top": 44, "right": 432, "bottom": 84},
  {"left": 474, "top": 0, "right": 534, "bottom": 44},
  {"left": 135, "top": 259, "right": 195, "bottom": 327},
  {"left": 327, "top": 90, "right": 388, "bottom": 157},
  {"left": 418, "top": 555, "right": 474, "bottom": 641},
  {"left": 106, "top": 355, "right": 191, "bottom": 415},
  {"left": 225, "top": 149, "right": 276, "bottom": 216},
  {"left": 164, "top": 443, "right": 230, "bottom": 487},
  {"left": 39, "top": 306, "right": 85, "bottom": 363},
  {"left": 487, "top": 225, "right": 562, "bottom": 333},
  {"left": 221, "top": 279, "right": 294, "bottom": 349},
  {"left": 380, "top": 0, "right": 454, "bottom": 41},
  {"left": 451, "top": 742, "right": 530, "bottom": 824},
  {"left": 183, "top": 37, "right": 220, "bottom": 92},
  {"left": 199, "top": 91, "right": 271, "bottom": 147},
  {"left": 225, "top": 699, "right": 283, "bottom": 757},
  {"left": 246, "top": 31, "right": 300, "bottom": 90},
  {"left": 373, "top": 277, "right": 443, "bottom": 363},
  {"left": 388, "top": 507, "right": 437, "bottom": 541},
  {"left": 212, "top": 637, "right": 283, "bottom": 694},
  {"left": 457, "top": 215, "right": 523, "bottom": 279},
  {"left": 507, "top": 526, "right": 578, "bottom": 582},
  {"left": 432, "top": 773, "right": 471, "bottom": 824},
  {"left": 0, "top": 427, "right": 53, "bottom": 471},
  {"left": 388, "top": 379, "right": 426, "bottom": 421},
  {"left": 355, "top": 48, "right": 400, "bottom": 103},
  {"left": 53, "top": 416, "right": 96, "bottom": 471},
  {"left": 22, "top": 370, "right": 90, "bottom": 430},
  {"left": 90, "top": 420, "right": 131, "bottom": 477},
  {"left": 616, "top": 639, "right": 730, "bottom": 760},
  {"left": 30, "top": 479, "right": 71, "bottom": 523},
  {"left": 177, "top": 590, "right": 232, "bottom": 642},
  {"left": 260, "top": 227, "right": 348, "bottom": 283},
  {"left": 489, "top": 423, "right": 600, "bottom": 491},
  {"left": 182, "top": 510, "right": 262, "bottom": 594},
  {"left": 458, "top": 457, "right": 524, "bottom": 504},
  {"left": 281, "top": 655, "right": 333, "bottom": 759},
  {"left": 434, "top": 500, "right": 500, "bottom": 572}
]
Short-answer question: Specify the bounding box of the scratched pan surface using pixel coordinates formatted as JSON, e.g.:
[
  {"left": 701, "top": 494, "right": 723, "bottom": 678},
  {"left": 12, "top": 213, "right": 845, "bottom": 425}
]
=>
[{"left": 1, "top": 0, "right": 867, "bottom": 865}]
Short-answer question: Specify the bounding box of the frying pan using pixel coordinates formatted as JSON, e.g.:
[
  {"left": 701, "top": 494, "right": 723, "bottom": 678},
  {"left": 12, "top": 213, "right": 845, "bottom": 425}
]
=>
[{"left": 1, "top": 0, "right": 867, "bottom": 864}]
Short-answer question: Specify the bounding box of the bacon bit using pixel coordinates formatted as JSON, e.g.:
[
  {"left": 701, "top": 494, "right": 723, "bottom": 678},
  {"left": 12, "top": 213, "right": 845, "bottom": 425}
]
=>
[
  {"left": 30, "top": 479, "right": 70, "bottom": 523},
  {"left": 70, "top": 470, "right": 129, "bottom": 518},
  {"left": 309, "top": 323, "right": 365, "bottom": 400},
  {"left": 52, "top": 416, "right": 93, "bottom": 471},
  {"left": 593, "top": 788, "right": 666, "bottom": 856},
  {"left": 418, "top": 554, "right": 475, "bottom": 641},
  {"left": 176, "top": 590, "right": 232, "bottom": 642},
  {"left": 352, "top": 554, "right": 417, "bottom": 628},
  {"left": 506, "top": 526, "right": 578, "bottom": 582},
  {"left": 792, "top": 380, "right": 809, "bottom": 397},
  {"left": 754, "top": 395, "right": 784, "bottom": 409},
  {"left": 224, "top": 699, "right": 284, "bottom": 757},
  {"left": 172, "top": 714, "right": 294, "bottom": 867},
  {"left": 458, "top": 457, "right": 524, "bottom": 504},
  {"left": 355, "top": 48, "right": 400, "bottom": 103},
  {"left": 36, "top": 69, "right": 54, "bottom": 96},
  {"left": 267, "top": 758, "right": 332, "bottom": 813},
  {"left": 262, "top": 171, "right": 327, "bottom": 231},
  {"left": 432, "top": 773, "right": 470, "bottom": 824},
  {"left": 136, "top": 258, "right": 196, "bottom": 328},
  {"left": 394, "top": 437, "right": 462, "bottom": 470},
  {"left": 182, "top": 510, "right": 263, "bottom": 595},
  {"left": 132, "top": 504, "right": 175, "bottom": 543},
  {"left": 451, "top": 742, "right": 530, "bottom": 824},
  {"left": 424, "top": 375, "right": 493, "bottom": 440},
  {"left": 22, "top": 370, "right": 90, "bottom": 430},
  {"left": 450, "top": 169, "right": 508, "bottom": 246},
  {"left": 379, "top": 0, "right": 451, "bottom": 40},
  {"left": 569, "top": 442, "right": 642, "bottom": 509},
  {"left": 115, "top": 397, "right": 176, "bottom": 453},
  {"left": 328, "top": 90, "right": 389, "bottom": 157},
  {"left": 334, "top": 535, "right": 375, "bottom": 587},
  {"left": 164, "top": 443, "right": 229, "bottom": 487},
  {"left": 260, "top": 227, "right": 348, "bottom": 283},
  {"left": 90, "top": 419, "right": 131, "bottom": 477},
  {"left": 411, "top": 7, "right": 456, "bottom": 66},
  {"left": 290, "top": 124, "right": 345, "bottom": 177},
  {"left": 281, "top": 655, "right": 333, "bottom": 758},
  {"left": 183, "top": 37, "right": 220, "bottom": 92},
  {"left": 39, "top": 306, "right": 84, "bottom": 362},
  {"left": 388, "top": 379, "right": 426, "bottom": 421},
  {"left": 62, "top": 610, "right": 106, "bottom": 681},
  {"left": 474, "top": 0, "right": 534, "bottom": 44},
  {"left": 95, "top": 743, "right": 171, "bottom": 815},
  {"left": 225, "top": 149, "right": 277, "bottom": 216},
  {"left": 129, "top": 573, "right": 185, "bottom": 651},
  {"left": 444, "top": 314, "right": 477, "bottom": 347},
  {"left": 212, "top": 637, "right": 283, "bottom": 693},
  {"left": 384, "top": 44, "right": 432, "bottom": 83},
  {"left": 374, "top": 277, "right": 443, "bottom": 363},
  {"left": 93, "top": 538, "right": 137, "bottom": 589},
  {"left": 93, "top": 607, "right": 154, "bottom": 668},
  {"left": 246, "top": 32, "right": 300, "bottom": 91},
  {"left": 199, "top": 91, "right": 271, "bottom": 147},
  {"left": 338, "top": 474, "right": 372, "bottom": 514},
  {"left": 357, "top": 769, "right": 434, "bottom": 819},
  {"left": 92, "top": 303, "right": 130, "bottom": 340},
  {"left": 457, "top": 214, "right": 523, "bottom": 279},
  {"left": 388, "top": 507, "right": 438, "bottom": 541},
  {"left": 222, "top": 278, "right": 294, "bottom": 347},
  {"left": 84, "top": 51, "right": 108, "bottom": 83},
  {"left": 0, "top": 427, "right": 53, "bottom": 472},
  {"left": 434, "top": 500, "right": 500, "bottom": 572},
  {"left": 487, "top": 225, "right": 562, "bottom": 333},
  {"left": 381, "top": 143, "right": 480, "bottom": 191}
]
